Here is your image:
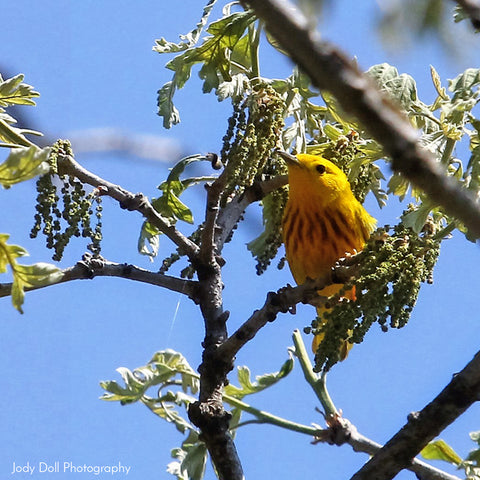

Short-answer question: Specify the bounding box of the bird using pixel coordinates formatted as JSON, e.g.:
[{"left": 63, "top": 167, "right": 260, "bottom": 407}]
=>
[{"left": 279, "top": 151, "right": 376, "bottom": 360}]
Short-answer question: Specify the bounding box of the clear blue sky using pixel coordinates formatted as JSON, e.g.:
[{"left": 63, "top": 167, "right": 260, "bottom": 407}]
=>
[{"left": 1, "top": 2, "right": 479, "bottom": 479}]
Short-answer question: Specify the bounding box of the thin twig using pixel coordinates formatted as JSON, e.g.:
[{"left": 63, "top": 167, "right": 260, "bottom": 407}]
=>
[
  {"left": 224, "top": 393, "right": 318, "bottom": 435},
  {"left": 292, "top": 330, "right": 337, "bottom": 418},
  {"left": 0, "top": 255, "right": 199, "bottom": 300},
  {"left": 216, "top": 174, "right": 288, "bottom": 250},
  {"left": 57, "top": 154, "right": 200, "bottom": 260},
  {"left": 242, "top": 0, "right": 480, "bottom": 239}
]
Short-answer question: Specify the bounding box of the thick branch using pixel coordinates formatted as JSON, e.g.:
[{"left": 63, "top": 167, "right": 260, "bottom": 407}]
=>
[
  {"left": 57, "top": 154, "right": 200, "bottom": 260},
  {"left": 348, "top": 431, "right": 461, "bottom": 480},
  {"left": 188, "top": 174, "right": 245, "bottom": 479},
  {"left": 0, "top": 255, "right": 199, "bottom": 300},
  {"left": 243, "top": 0, "right": 480, "bottom": 239},
  {"left": 350, "top": 350, "right": 480, "bottom": 480}
]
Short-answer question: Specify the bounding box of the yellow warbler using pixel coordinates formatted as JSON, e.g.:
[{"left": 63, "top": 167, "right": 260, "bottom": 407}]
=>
[{"left": 280, "top": 152, "right": 376, "bottom": 360}]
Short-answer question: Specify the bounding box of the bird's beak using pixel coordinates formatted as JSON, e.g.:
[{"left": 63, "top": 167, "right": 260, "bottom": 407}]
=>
[{"left": 277, "top": 150, "right": 301, "bottom": 167}]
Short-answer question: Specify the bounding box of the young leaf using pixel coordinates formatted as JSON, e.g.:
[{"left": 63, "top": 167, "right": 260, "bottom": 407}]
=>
[
  {"left": 0, "top": 145, "right": 50, "bottom": 186},
  {"left": 0, "top": 73, "right": 40, "bottom": 107},
  {"left": 430, "top": 65, "right": 449, "bottom": 101},
  {"left": 401, "top": 202, "right": 435, "bottom": 233},
  {"left": 153, "top": 0, "right": 217, "bottom": 54},
  {"left": 421, "top": 439, "right": 463, "bottom": 465},
  {"left": 100, "top": 350, "right": 200, "bottom": 404},
  {"left": 157, "top": 10, "right": 256, "bottom": 125},
  {"left": 138, "top": 155, "right": 215, "bottom": 259},
  {"left": 217, "top": 73, "right": 250, "bottom": 101},
  {"left": 143, "top": 393, "right": 195, "bottom": 434},
  {"left": 449, "top": 68, "right": 480, "bottom": 101},
  {"left": 137, "top": 221, "right": 161, "bottom": 261},
  {"left": 367, "top": 63, "right": 418, "bottom": 111},
  {"left": 153, "top": 182, "right": 194, "bottom": 225},
  {"left": 167, "top": 431, "right": 207, "bottom": 480},
  {"left": 13, "top": 262, "right": 63, "bottom": 287},
  {"left": 0, "top": 119, "right": 42, "bottom": 149},
  {"left": 224, "top": 353, "right": 294, "bottom": 399},
  {"left": 158, "top": 81, "right": 181, "bottom": 129},
  {"left": 0, "top": 234, "right": 61, "bottom": 313},
  {"left": 387, "top": 172, "right": 410, "bottom": 200}
]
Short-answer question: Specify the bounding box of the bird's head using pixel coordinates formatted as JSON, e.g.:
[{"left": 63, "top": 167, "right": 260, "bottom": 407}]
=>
[{"left": 278, "top": 151, "right": 351, "bottom": 204}]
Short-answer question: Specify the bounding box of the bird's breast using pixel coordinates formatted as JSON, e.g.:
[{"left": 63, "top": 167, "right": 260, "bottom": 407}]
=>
[{"left": 282, "top": 201, "right": 363, "bottom": 285}]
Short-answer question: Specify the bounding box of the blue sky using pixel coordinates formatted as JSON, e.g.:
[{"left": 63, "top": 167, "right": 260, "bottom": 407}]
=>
[{"left": 1, "top": 1, "right": 479, "bottom": 479}]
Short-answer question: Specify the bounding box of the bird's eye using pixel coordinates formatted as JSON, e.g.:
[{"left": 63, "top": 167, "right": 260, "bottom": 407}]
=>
[{"left": 316, "top": 164, "right": 326, "bottom": 174}]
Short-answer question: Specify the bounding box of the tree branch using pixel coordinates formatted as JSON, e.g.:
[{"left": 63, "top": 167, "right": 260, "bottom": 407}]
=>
[
  {"left": 216, "top": 174, "right": 288, "bottom": 251},
  {"left": 216, "top": 263, "right": 355, "bottom": 361},
  {"left": 57, "top": 154, "right": 200, "bottom": 260},
  {"left": 350, "top": 350, "right": 480, "bottom": 480},
  {"left": 242, "top": 0, "right": 480, "bottom": 239},
  {"left": 348, "top": 431, "right": 462, "bottom": 480},
  {"left": 187, "top": 175, "right": 245, "bottom": 479},
  {"left": 292, "top": 331, "right": 462, "bottom": 480},
  {"left": 200, "top": 169, "right": 229, "bottom": 264},
  {"left": 0, "top": 254, "right": 199, "bottom": 300}
]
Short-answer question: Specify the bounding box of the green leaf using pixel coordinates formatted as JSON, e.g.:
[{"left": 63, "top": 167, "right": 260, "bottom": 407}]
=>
[
  {"left": 421, "top": 439, "right": 463, "bottom": 465},
  {"left": 467, "top": 448, "right": 480, "bottom": 465},
  {"left": 217, "top": 73, "right": 249, "bottom": 101},
  {"left": 367, "top": 63, "right": 418, "bottom": 111},
  {"left": 430, "top": 65, "right": 449, "bottom": 101},
  {"left": 101, "top": 350, "right": 200, "bottom": 445},
  {"left": 449, "top": 68, "right": 480, "bottom": 101},
  {"left": 0, "top": 118, "right": 42, "bottom": 149},
  {"left": 157, "top": 10, "right": 256, "bottom": 125},
  {"left": 13, "top": 262, "right": 62, "bottom": 286},
  {"left": 148, "top": 350, "right": 200, "bottom": 394},
  {"left": 138, "top": 155, "right": 216, "bottom": 259},
  {"left": 224, "top": 353, "right": 294, "bottom": 399},
  {"left": 158, "top": 81, "right": 181, "bottom": 129},
  {"left": 0, "top": 73, "right": 40, "bottom": 107},
  {"left": 387, "top": 172, "right": 410, "bottom": 200},
  {"left": 143, "top": 393, "right": 195, "bottom": 434},
  {"left": 167, "top": 431, "right": 207, "bottom": 480},
  {"left": 153, "top": 183, "right": 194, "bottom": 225},
  {"left": 153, "top": 0, "right": 217, "bottom": 54},
  {"left": 100, "top": 349, "right": 200, "bottom": 404},
  {"left": 453, "top": 5, "right": 469, "bottom": 23},
  {"left": 170, "top": 11, "right": 255, "bottom": 90},
  {"left": 137, "top": 221, "right": 160, "bottom": 261},
  {"left": 402, "top": 202, "right": 436, "bottom": 233},
  {"left": 0, "top": 235, "right": 61, "bottom": 313},
  {"left": 0, "top": 145, "right": 50, "bottom": 187}
]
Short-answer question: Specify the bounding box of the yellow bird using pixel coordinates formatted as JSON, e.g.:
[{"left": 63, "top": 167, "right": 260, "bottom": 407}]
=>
[{"left": 280, "top": 152, "right": 376, "bottom": 360}]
